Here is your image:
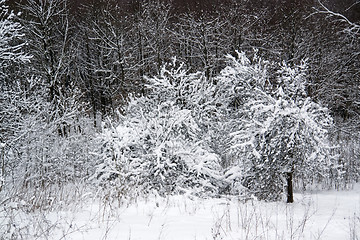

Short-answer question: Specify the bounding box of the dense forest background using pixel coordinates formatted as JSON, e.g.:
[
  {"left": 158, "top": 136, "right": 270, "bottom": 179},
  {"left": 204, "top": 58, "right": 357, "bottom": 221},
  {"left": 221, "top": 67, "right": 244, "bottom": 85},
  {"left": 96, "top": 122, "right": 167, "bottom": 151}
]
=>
[{"left": 1, "top": 0, "right": 360, "bottom": 209}]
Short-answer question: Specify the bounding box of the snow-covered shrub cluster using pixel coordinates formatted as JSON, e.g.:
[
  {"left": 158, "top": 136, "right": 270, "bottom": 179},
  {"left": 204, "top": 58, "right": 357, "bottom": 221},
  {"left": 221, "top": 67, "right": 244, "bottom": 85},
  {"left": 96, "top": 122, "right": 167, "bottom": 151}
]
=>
[
  {"left": 97, "top": 52, "right": 339, "bottom": 200},
  {"left": 0, "top": 0, "right": 99, "bottom": 210},
  {"left": 2, "top": 97, "right": 99, "bottom": 210}
]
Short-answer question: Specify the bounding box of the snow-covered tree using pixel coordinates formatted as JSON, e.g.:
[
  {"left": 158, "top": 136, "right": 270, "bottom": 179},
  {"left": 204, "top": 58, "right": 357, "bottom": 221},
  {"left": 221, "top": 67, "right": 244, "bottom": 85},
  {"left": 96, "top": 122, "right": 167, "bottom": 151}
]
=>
[
  {"left": 20, "top": 0, "right": 82, "bottom": 127},
  {"left": 75, "top": 1, "right": 134, "bottom": 122},
  {"left": 0, "top": 1, "right": 99, "bottom": 211},
  {"left": 224, "top": 52, "right": 337, "bottom": 201},
  {"left": 314, "top": 0, "right": 360, "bottom": 187},
  {"left": 0, "top": 0, "right": 31, "bottom": 191}
]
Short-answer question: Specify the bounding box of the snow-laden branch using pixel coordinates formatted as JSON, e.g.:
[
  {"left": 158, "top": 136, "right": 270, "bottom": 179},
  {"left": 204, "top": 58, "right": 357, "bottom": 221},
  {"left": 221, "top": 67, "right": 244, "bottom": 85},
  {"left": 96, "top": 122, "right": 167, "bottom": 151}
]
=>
[
  {"left": 315, "top": 0, "right": 360, "bottom": 37},
  {"left": 0, "top": 0, "right": 31, "bottom": 64}
]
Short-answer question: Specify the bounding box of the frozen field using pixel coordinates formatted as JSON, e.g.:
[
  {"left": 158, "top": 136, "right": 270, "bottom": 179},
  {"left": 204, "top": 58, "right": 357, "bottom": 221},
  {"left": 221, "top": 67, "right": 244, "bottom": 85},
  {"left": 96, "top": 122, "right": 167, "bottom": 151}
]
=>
[{"left": 2, "top": 185, "right": 359, "bottom": 240}]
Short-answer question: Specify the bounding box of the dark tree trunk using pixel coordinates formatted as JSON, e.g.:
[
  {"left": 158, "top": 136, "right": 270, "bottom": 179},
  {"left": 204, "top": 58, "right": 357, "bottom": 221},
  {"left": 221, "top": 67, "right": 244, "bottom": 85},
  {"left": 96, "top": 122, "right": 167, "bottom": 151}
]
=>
[{"left": 286, "top": 172, "right": 294, "bottom": 203}]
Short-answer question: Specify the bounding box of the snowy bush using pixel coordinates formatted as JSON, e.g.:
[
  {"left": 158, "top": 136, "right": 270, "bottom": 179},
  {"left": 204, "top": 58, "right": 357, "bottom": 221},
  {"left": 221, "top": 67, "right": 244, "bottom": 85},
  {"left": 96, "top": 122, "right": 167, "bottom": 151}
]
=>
[
  {"left": 222, "top": 53, "right": 338, "bottom": 200},
  {"left": 96, "top": 61, "right": 225, "bottom": 197}
]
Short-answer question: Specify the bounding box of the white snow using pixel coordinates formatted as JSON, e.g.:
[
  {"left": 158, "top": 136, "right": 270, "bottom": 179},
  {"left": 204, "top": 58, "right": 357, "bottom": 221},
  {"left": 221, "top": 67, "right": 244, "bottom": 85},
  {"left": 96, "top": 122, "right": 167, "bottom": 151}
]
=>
[{"left": 3, "top": 185, "right": 358, "bottom": 240}]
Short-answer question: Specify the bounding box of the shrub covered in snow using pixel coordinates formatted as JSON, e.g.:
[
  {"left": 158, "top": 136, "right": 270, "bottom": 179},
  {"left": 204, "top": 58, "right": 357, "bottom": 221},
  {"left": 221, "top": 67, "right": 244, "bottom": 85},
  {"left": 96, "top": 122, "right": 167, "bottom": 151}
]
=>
[
  {"left": 96, "top": 52, "right": 338, "bottom": 201},
  {"left": 96, "top": 61, "right": 226, "bottom": 197},
  {"left": 222, "top": 53, "right": 338, "bottom": 200}
]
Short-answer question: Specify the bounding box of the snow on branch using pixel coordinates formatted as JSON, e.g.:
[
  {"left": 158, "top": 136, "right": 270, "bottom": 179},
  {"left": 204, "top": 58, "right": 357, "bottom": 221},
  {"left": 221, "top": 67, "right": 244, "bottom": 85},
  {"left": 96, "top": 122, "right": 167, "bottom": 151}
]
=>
[
  {"left": 315, "top": 0, "right": 360, "bottom": 37},
  {"left": 0, "top": 0, "right": 31, "bottom": 64}
]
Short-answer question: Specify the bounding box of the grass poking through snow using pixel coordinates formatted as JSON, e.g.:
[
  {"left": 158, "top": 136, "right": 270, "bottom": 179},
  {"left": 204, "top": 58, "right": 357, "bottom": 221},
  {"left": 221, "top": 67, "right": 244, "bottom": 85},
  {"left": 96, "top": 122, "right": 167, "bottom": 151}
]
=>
[{"left": 1, "top": 185, "right": 359, "bottom": 240}]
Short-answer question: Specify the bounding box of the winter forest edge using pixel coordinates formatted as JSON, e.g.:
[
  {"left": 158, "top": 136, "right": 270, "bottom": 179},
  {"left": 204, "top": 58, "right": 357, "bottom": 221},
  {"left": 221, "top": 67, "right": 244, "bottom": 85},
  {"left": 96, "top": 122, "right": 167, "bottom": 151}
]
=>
[{"left": 0, "top": 0, "right": 360, "bottom": 238}]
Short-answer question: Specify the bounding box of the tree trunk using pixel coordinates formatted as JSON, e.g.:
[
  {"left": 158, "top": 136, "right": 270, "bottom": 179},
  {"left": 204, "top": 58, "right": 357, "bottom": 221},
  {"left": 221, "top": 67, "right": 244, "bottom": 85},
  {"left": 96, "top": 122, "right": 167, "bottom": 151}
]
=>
[
  {"left": 0, "top": 145, "right": 4, "bottom": 191},
  {"left": 286, "top": 172, "right": 294, "bottom": 203}
]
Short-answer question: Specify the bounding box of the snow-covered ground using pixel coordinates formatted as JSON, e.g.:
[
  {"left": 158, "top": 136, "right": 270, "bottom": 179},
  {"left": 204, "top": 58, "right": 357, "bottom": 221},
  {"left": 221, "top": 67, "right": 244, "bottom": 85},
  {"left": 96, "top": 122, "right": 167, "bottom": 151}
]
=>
[{"left": 1, "top": 185, "right": 360, "bottom": 240}]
